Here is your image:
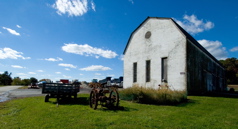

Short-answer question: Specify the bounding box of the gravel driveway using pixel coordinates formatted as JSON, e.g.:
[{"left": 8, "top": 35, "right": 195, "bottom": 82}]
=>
[{"left": 0, "top": 85, "right": 91, "bottom": 103}]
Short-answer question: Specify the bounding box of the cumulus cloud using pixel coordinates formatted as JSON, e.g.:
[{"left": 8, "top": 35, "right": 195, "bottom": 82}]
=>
[
  {"left": 0, "top": 48, "right": 30, "bottom": 60},
  {"left": 91, "top": 1, "right": 96, "bottom": 11},
  {"left": 198, "top": 39, "right": 228, "bottom": 60},
  {"left": 65, "top": 68, "right": 70, "bottom": 71},
  {"left": 62, "top": 43, "right": 117, "bottom": 59},
  {"left": 28, "top": 72, "right": 36, "bottom": 74},
  {"left": 56, "top": 72, "right": 61, "bottom": 74},
  {"left": 37, "top": 70, "right": 44, "bottom": 72},
  {"left": 230, "top": 47, "right": 238, "bottom": 52},
  {"left": 2, "top": 27, "right": 20, "bottom": 36},
  {"left": 11, "top": 65, "right": 25, "bottom": 69},
  {"left": 174, "top": 14, "right": 214, "bottom": 35},
  {"left": 16, "top": 73, "right": 27, "bottom": 76},
  {"left": 63, "top": 75, "right": 72, "bottom": 78},
  {"left": 52, "top": 0, "right": 96, "bottom": 17},
  {"left": 80, "top": 65, "right": 112, "bottom": 71},
  {"left": 16, "top": 25, "right": 21, "bottom": 28},
  {"left": 44, "top": 57, "right": 63, "bottom": 61},
  {"left": 119, "top": 55, "right": 124, "bottom": 61},
  {"left": 58, "top": 63, "right": 77, "bottom": 68},
  {"left": 95, "top": 73, "right": 101, "bottom": 75},
  {"left": 129, "top": 0, "right": 134, "bottom": 4}
]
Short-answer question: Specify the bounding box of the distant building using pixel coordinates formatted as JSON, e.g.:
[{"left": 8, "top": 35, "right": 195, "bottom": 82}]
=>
[{"left": 123, "top": 17, "right": 226, "bottom": 95}]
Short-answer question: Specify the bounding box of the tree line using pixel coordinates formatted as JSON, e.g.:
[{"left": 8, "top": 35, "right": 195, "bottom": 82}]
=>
[
  {"left": 220, "top": 57, "right": 238, "bottom": 84},
  {"left": 0, "top": 57, "right": 238, "bottom": 86},
  {"left": 0, "top": 71, "right": 38, "bottom": 86}
]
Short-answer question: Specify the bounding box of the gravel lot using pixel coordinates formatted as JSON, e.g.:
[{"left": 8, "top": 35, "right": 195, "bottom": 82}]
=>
[{"left": 0, "top": 85, "right": 91, "bottom": 102}]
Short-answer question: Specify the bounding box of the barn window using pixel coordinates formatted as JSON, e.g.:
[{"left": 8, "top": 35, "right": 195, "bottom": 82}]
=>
[
  {"left": 146, "top": 60, "right": 151, "bottom": 82},
  {"left": 162, "top": 57, "right": 168, "bottom": 82},
  {"left": 133, "top": 62, "right": 137, "bottom": 83}
]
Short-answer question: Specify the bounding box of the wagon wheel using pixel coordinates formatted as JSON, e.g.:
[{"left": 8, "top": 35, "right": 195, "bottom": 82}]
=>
[
  {"left": 109, "top": 89, "right": 119, "bottom": 108},
  {"left": 89, "top": 90, "right": 98, "bottom": 110},
  {"left": 74, "top": 93, "right": 77, "bottom": 99},
  {"left": 45, "top": 94, "right": 49, "bottom": 102}
]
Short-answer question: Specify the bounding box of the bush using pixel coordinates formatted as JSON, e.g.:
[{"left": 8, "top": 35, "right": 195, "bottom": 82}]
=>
[{"left": 119, "top": 85, "right": 187, "bottom": 105}]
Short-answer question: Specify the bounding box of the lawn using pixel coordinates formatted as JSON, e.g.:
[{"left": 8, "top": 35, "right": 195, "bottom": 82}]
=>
[{"left": 0, "top": 94, "right": 238, "bottom": 128}]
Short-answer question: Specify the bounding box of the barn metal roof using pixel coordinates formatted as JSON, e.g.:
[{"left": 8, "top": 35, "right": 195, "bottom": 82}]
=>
[{"left": 123, "top": 17, "right": 223, "bottom": 68}]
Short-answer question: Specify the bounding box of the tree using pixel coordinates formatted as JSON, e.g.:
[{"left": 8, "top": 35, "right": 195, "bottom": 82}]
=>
[
  {"left": 220, "top": 58, "right": 238, "bottom": 84},
  {"left": 21, "top": 79, "right": 31, "bottom": 86},
  {"left": 30, "top": 77, "right": 38, "bottom": 84},
  {"left": 12, "top": 77, "right": 22, "bottom": 85},
  {"left": 0, "top": 71, "right": 12, "bottom": 85}
]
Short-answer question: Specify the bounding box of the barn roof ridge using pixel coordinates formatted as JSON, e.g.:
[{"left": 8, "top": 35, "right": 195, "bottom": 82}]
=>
[{"left": 123, "top": 16, "right": 223, "bottom": 68}]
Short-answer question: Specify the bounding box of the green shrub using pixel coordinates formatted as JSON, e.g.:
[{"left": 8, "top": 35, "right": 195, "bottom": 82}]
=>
[{"left": 119, "top": 85, "right": 187, "bottom": 105}]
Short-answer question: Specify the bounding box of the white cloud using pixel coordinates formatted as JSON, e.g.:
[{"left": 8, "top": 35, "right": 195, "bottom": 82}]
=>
[
  {"left": 11, "top": 65, "right": 25, "bottom": 69},
  {"left": 0, "top": 47, "right": 30, "bottom": 60},
  {"left": 174, "top": 14, "right": 214, "bottom": 35},
  {"left": 65, "top": 68, "right": 70, "bottom": 71},
  {"left": 129, "top": 0, "right": 134, "bottom": 4},
  {"left": 58, "top": 63, "right": 77, "bottom": 68},
  {"left": 80, "top": 65, "right": 112, "bottom": 71},
  {"left": 16, "top": 25, "right": 21, "bottom": 28},
  {"left": 79, "top": 73, "right": 83, "bottom": 75},
  {"left": 63, "top": 75, "right": 72, "bottom": 78},
  {"left": 56, "top": 72, "right": 61, "bottom": 74},
  {"left": 44, "top": 57, "right": 63, "bottom": 61},
  {"left": 95, "top": 73, "right": 101, "bottom": 75},
  {"left": 198, "top": 39, "right": 228, "bottom": 60},
  {"left": 28, "top": 72, "right": 36, "bottom": 74},
  {"left": 52, "top": 0, "right": 96, "bottom": 17},
  {"left": 91, "top": 1, "right": 96, "bottom": 11},
  {"left": 16, "top": 73, "right": 27, "bottom": 76},
  {"left": 37, "top": 70, "right": 44, "bottom": 72},
  {"left": 230, "top": 47, "right": 238, "bottom": 52},
  {"left": 119, "top": 55, "right": 124, "bottom": 61},
  {"left": 107, "top": 74, "right": 114, "bottom": 77},
  {"left": 2, "top": 27, "right": 20, "bottom": 36},
  {"left": 62, "top": 43, "right": 117, "bottom": 59}
]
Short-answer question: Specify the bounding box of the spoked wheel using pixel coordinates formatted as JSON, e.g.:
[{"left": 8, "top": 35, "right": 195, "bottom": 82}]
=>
[
  {"left": 74, "top": 93, "right": 77, "bottom": 99},
  {"left": 45, "top": 95, "right": 49, "bottom": 102},
  {"left": 89, "top": 90, "right": 98, "bottom": 110},
  {"left": 109, "top": 89, "right": 119, "bottom": 108}
]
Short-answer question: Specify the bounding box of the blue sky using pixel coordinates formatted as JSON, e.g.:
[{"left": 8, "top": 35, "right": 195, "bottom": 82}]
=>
[{"left": 0, "top": 0, "right": 238, "bottom": 82}]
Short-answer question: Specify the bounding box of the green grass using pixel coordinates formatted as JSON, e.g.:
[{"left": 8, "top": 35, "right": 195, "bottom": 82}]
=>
[{"left": 1, "top": 94, "right": 238, "bottom": 128}]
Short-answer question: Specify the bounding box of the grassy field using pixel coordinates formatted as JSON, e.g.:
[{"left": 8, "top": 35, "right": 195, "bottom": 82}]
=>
[{"left": 1, "top": 94, "right": 238, "bottom": 128}]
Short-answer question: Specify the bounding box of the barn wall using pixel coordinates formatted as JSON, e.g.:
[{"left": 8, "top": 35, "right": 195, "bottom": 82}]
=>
[
  {"left": 124, "top": 18, "right": 187, "bottom": 91},
  {"left": 186, "top": 40, "right": 226, "bottom": 95}
]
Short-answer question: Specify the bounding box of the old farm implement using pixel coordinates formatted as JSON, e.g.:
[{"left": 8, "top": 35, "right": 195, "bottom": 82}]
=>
[
  {"left": 41, "top": 81, "right": 80, "bottom": 103},
  {"left": 89, "top": 77, "right": 122, "bottom": 110}
]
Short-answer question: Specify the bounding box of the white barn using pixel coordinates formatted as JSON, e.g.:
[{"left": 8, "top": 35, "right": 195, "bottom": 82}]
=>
[{"left": 123, "top": 17, "right": 226, "bottom": 95}]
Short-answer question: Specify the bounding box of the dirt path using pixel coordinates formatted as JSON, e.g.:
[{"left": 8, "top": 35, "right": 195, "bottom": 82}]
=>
[
  {"left": 0, "top": 86, "right": 92, "bottom": 102},
  {"left": 0, "top": 86, "right": 23, "bottom": 102}
]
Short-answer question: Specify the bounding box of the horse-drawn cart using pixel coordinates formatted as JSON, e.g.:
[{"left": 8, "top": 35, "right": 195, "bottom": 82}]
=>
[{"left": 41, "top": 82, "right": 80, "bottom": 103}]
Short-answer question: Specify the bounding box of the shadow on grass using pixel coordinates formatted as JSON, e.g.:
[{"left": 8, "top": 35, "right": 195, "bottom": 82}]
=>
[
  {"left": 93, "top": 105, "right": 138, "bottom": 112},
  {"left": 46, "top": 97, "right": 133, "bottom": 111},
  {"left": 175, "top": 99, "right": 199, "bottom": 107},
  {"left": 47, "top": 97, "right": 89, "bottom": 105}
]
